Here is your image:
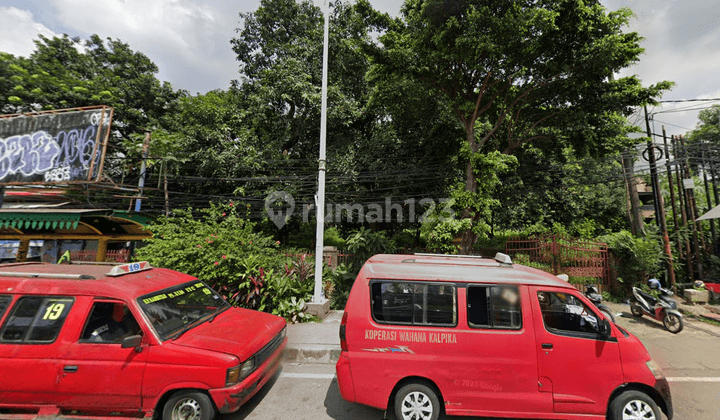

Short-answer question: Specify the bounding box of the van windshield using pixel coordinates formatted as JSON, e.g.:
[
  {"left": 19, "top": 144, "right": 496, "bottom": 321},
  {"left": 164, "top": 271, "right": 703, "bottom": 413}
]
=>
[{"left": 137, "top": 281, "right": 229, "bottom": 339}]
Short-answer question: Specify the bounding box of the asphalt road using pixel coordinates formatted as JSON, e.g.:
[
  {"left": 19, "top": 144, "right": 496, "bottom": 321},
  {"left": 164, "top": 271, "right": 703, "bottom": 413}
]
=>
[{"left": 222, "top": 302, "right": 720, "bottom": 420}]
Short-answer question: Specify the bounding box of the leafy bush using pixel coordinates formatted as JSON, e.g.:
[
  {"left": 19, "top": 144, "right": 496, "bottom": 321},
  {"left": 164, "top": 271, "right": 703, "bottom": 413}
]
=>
[
  {"left": 422, "top": 216, "right": 471, "bottom": 254},
  {"left": 345, "top": 227, "right": 396, "bottom": 267},
  {"left": 135, "top": 204, "right": 315, "bottom": 322},
  {"left": 324, "top": 227, "right": 396, "bottom": 310},
  {"left": 325, "top": 262, "right": 356, "bottom": 310},
  {"left": 323, "top": 227, "right": 347, "bottom": 249},
  {"left": 598, "top": 230, "right": 665, "bottom": 286}
]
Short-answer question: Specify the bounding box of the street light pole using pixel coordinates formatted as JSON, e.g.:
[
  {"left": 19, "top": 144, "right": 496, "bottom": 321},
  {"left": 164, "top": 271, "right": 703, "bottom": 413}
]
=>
[{"left": 312, "top": 0, "right": 330, "bottom": 308}]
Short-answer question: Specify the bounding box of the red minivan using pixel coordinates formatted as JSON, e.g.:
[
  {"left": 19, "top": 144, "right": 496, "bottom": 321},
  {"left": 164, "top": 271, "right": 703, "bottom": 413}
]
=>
[
  {"left": 336, "top": 253, "right": 672, "bottom": 420},
  {"left": 0, "top": 261, "right": 286, "bottom": 420}
]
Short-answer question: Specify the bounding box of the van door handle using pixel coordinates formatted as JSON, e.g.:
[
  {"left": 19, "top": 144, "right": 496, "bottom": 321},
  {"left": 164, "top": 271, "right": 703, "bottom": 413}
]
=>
[
  {"left": 541, "top": 343, "right": 553, "bottom": 350},
  {"left": 63, "top": 365, "right": 78, "bottom": 373}
]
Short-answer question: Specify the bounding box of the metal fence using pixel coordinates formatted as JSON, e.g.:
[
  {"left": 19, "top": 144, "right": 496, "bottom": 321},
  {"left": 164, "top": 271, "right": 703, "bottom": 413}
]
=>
[
  {"left": 505, "top": 235, "right": 609, "bottom": 290},
  {"left": 69, "top": 249, "right": 130, "bottom": 263}
]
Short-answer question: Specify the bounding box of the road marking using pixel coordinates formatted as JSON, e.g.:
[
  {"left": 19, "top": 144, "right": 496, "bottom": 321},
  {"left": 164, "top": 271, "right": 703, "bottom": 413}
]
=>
[
  {"left": 667, "top": 377, "right": 720, "bottom": 382},
  {"left": 281, "top": 373, "right": 337, "bottom": 379}
]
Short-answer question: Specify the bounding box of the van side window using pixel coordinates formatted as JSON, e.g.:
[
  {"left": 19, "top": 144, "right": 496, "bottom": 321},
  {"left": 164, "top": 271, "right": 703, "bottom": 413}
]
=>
[
  {"left": 0, "top": 296, "right": 74, "bottom": 343},
  {"left": 467, "top": 285, "right": 522, "bottom": 329},
  {"left": 537, "top": 291, "right": 600, "bottom": 336},
  {"left": 0, "top": 295, "right": 11, "bottom": 319},
  {"left": 371, "top": 281, "right": 456, "bottom": 326},
  {"left": 80, "top": 302, "right": 142, "bottom": 344}
]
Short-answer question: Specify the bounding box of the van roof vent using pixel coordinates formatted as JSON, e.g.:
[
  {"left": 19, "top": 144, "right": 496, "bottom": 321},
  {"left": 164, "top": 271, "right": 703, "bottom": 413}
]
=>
[{"left": 494, "top": 252, "right": 513, "bottom": 266}]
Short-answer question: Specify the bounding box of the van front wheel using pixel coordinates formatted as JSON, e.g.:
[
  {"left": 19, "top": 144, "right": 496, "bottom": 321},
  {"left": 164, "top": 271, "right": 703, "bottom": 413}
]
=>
[
  {"left": 394, "top": 383, "right": 440, "bottom": 420},
  {"left": 609, "top": 390, "right": 660, "bottom": 420},
  {"left": 163, "top": 390, "right": 215, "bottom": 420}
]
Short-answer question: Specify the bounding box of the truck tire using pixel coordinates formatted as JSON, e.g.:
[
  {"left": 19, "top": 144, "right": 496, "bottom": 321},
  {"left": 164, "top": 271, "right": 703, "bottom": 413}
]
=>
[{"left": 162, "top": 390, "right": 215, "bottom": 420}]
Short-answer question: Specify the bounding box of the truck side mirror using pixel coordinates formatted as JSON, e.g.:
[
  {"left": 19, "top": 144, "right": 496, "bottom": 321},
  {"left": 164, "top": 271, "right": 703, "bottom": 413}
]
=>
[{"left": 121, "top": 334, "right": 143, "bottom": 352}]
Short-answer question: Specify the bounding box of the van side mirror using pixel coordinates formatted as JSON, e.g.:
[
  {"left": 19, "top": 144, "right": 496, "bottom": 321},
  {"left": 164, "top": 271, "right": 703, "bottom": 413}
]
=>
[
  {"left": 121, "top": 335, "right": 143, "bottom": 351},
  {"left": 599, "top": 319, "right": 611, "bottom": 337}
]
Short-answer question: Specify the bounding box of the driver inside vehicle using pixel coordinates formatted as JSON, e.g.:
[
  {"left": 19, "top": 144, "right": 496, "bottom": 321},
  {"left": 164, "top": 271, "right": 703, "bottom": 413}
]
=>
[{"left": 81, "top": 302, "right": 142, "bottom": 343}]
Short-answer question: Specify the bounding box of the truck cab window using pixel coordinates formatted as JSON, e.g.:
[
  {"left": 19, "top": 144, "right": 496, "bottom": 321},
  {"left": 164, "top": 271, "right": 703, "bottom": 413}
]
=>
[
  {"left": 81, "top": 302, "right": 142, "bottom": 344},
  {"left": 0, "top": 295, "right": 11, "bottom": 319}
]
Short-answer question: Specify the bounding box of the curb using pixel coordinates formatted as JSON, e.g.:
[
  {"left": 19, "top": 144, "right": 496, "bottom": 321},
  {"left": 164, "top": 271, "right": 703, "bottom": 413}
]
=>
[
  {"left": 677, "top": 305, "right": 720, "bottom": 322},
  {"left": 284, "top": 344, "right": 341, "bottom": 364}
]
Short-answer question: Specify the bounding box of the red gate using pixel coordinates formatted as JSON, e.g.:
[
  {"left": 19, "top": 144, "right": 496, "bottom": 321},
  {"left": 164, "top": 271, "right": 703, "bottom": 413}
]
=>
[{"left": 505, "top": 235, "right": 609, "bottom": 290}]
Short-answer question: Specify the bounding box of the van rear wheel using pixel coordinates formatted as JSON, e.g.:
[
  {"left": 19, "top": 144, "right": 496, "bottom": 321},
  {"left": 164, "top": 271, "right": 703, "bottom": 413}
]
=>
[
  {"left": 162, "top": 390, "right": 215, "bottom": 420},
  {"left": 394, "top": 383, "right": 440, "bottom": 420},
  {"left": 609, "top": 390, "right": 660, "bottom": 420}
]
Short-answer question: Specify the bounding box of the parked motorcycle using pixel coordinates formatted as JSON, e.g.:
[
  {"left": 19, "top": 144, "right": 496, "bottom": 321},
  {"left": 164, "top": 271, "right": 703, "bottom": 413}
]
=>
[
  {"left": 584, "top": 285, "right": 615, "bottom": 323},
  {"left": 630, "top": 278, "right": 683, "bottom": 333}
]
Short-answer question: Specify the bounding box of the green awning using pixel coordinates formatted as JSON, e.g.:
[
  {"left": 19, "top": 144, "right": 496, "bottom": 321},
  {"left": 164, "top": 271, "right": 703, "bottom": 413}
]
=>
[{"left": 0, "top": 213, "right": 80, "bottom": 230}]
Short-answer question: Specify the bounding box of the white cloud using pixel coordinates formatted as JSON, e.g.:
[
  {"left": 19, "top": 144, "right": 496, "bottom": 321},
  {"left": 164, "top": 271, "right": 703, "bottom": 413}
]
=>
[
  {"left": 0, "top": 7, "right": 58, "bottom": 57},
  {"left": 43, "top": 0, "right": 238, "bottom": 93},
  {"left": 604, "top": 0, "right": 720, "bottom": 136}
]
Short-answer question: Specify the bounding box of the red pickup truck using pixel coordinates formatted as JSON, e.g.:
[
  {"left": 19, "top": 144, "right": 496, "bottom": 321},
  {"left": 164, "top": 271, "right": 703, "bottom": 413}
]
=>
[{"left": 0, "top": 261, "right": 286, "bottom": 420}]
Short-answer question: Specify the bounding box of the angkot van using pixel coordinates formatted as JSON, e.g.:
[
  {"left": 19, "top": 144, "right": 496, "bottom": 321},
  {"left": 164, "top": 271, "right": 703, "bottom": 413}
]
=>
[{"left": 336, "top": 253, "right": 672, "bottom": 420}]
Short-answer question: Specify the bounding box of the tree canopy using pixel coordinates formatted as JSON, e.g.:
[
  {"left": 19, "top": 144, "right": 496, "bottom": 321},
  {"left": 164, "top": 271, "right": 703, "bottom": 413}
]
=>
[{"left": 365, "top": 0, "right": 672, "bottom": 250}]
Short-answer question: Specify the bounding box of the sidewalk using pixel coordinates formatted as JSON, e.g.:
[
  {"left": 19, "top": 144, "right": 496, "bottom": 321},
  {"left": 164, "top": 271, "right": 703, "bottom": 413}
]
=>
[
  {"left": 284, "top": 310, "right": 343, "bottom": 364},
  {"left": 676, "top": 300, "right": 720, "bottom": 322}
]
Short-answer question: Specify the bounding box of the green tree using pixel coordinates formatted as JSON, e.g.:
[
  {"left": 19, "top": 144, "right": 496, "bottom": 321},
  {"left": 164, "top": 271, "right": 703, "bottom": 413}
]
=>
[
  {"left": 687, "top": 104, "right": 720, "bottom": 145},
  {"left": 368, "top": 0, "right": 672, "bottom": 251},
  {"left": 0, "top": 34, "right": 182, "bottom": 152},
  {"left": 495, "top": 148, "right": 629, "bottom": 236},
  {"left": 231, "top": 0, "right": 462, "bottom": 232}
]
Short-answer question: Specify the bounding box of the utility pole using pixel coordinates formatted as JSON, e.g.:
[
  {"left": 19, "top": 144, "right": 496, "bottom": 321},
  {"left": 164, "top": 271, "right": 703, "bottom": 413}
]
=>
[
  {"left": 673, "top": 135, "right": 693, "bottom": 280},
  {"left": 644, "top": 106, "right": 675, "bottom": 286},
  {"left": 134, "top": 131, "right": 151, "bottom": 212},
  {"left": 663, "top": 127, "right": 682, "bottom": 263},
  {"left": 622, "top": 151, "right": 644, "bottom": 236},
  {"left": 679, "top": 135, "right": 704, "bottom": 278},
  {"left": 702, "top": 143, "right": 717, "bottom": 253}
]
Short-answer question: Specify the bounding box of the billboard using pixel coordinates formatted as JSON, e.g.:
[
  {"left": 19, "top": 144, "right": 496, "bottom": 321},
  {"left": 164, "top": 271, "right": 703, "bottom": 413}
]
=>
[{"left": 0, "top": 106, "right": 113, "bottom": 184}]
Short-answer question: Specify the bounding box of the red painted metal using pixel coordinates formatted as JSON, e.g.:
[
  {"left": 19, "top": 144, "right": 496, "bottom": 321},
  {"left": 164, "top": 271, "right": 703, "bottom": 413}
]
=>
[
  {"left": 336, "top": 253, "right": 668, "bottom": 419},
  {"left": 0, "top": 263, "right": 286, "bottom": 418}
]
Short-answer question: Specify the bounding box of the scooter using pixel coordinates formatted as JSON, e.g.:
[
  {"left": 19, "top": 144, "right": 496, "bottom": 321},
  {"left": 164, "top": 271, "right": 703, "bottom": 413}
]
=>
[
  {"left": 584, "top": 285, "right": 615, "bottom": 323},
  {"left": 629, "top": 278, "right": 683, "bottom": 333}
]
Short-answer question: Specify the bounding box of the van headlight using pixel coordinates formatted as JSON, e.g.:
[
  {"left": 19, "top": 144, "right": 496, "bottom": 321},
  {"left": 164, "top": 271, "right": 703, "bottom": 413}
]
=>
[{"left": 646, "top": 360, "right": 665, "bottom": 380}]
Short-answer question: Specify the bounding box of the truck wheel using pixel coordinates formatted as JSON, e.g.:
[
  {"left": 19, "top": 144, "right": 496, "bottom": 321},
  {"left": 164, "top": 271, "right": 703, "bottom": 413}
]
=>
[
  {"left": 609, "top": 390, "right": 660, "bottom": 420},
  {"left": 394, "top": 382, "right": 440, "bottom": 420},
  {"left": 162, "top": 390, "right": 215, "bottom": 420},
  {"left": 630, "top": 304, "right": 643, "bottom": 318},
  {"left": 663, "top": 313, "right": 683, "bottom": 334}
]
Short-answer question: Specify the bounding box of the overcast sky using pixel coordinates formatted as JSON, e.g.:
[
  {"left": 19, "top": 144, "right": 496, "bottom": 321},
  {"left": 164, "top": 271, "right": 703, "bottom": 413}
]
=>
[{"left": 1, "top": 0, "right": 718, "bottom": 137}]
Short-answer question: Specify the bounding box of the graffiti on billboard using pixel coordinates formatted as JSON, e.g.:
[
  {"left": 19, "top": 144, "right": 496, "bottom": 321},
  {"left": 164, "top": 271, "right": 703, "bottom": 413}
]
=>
[{"left": 0, "top": 106, "right": 113, "bottom": 184}]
